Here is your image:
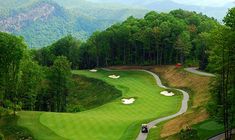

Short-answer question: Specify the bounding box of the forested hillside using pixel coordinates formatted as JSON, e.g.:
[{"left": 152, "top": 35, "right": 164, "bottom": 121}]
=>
[
  {"left": 78, "top": 9, "right": 219, "bottom": 69},
  {"left": 34, "top": 10, "right": 219, "bottom": 70},
  {"left": 0, "top": 0, "right": 147, "bottom": 48}
]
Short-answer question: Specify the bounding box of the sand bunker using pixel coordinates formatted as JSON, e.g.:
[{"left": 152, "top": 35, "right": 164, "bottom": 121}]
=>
[
  {"left": 160, "top": 91, "right": 175, "bottom": 96},
  {"left": 108, "top": 75, "right": 120, "bottom": 79},
  {"left": 90, "top": 69, "right": 97, "bottom": 72},
  {"left": 122, "top": 98, "right": 135, "bottom": 105}
]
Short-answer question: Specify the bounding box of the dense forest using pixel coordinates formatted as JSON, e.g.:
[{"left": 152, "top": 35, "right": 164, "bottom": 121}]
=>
[
  {"left": 206, "top": 8, "right": 235, "bottom": 139},
  {"left": 0, "top": 32, "right": 121, "bottom": 114},
  {"left": 0, "top": 7, "right": 235, "bottom": 140},
  {"left": 34, "top": 9, "right": 219, "bottom": 70}
]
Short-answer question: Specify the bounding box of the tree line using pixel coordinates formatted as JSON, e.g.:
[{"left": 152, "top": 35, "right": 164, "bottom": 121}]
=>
[
  {"left": 78, "top": 9, "right": 219, "bottom": 69},
  {"left": 207, "top": 8, "right": 235, "bottom": 140},
  {"left": 34, "top": 9, "right": 220, "bottom": 70},
  {"left": 0, "top": 32, "right": 72, "bottom": 113}
]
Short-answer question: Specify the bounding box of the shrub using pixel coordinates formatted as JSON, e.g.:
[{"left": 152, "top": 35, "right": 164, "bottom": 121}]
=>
[
  {"left": 0, "top": 133, "right": 4, "bottom": 140},
  {"left": 0, "top": 116, "right": 34, "bottom": 140},
  {"left": 179, "top": 127, "right": 199, "bottom": 140},
  {"left": 0, "top": 107, "right": 11, "bottom": 118},
  {"left": 67, "top": 104, "right": 85, "bottom": 112}
]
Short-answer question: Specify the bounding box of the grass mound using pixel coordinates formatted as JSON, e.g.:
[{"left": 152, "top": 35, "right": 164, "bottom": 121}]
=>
[{"left": 67, "top": 75, "right": 122, "bottom": 112}]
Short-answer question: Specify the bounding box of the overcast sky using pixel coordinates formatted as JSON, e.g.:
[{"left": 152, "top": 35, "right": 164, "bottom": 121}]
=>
[{"left": 172, "top": 0, "right": 235, "bottom": 7}]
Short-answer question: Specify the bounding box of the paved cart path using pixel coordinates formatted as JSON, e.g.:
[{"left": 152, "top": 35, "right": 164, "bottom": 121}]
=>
[
  {"left": 208, "top": 129, "right": 235, "bottom": 140},
  {"left": 136, "top": 70, "right": 189, "bottom": 140},
  {"left": 184, "top": 67, "right": 215, "bottom": 77}
]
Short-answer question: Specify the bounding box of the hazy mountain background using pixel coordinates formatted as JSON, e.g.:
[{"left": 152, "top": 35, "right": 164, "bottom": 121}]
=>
[
  {"left": 87, "top": 0, "right": 234, "bottom": 21},
  {"left": 0, "top": 0, "right": 234, "bottom": 48}
]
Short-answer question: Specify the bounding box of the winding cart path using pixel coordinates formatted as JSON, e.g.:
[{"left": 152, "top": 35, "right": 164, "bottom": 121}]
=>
[
  {"left": 102, "top": 68, "right": 189, "bottom": 140},
  {"left": 136, "top": 70, "right": 189, "bottom": 140}
]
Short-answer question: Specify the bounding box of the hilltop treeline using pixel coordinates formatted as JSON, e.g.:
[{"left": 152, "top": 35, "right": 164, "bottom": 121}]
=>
[
  {"left": 79, "top": 10, "right": 219, "bottom": 69},
  {"left": 35, "top": 9, "right": 219, "bottom": 70}
]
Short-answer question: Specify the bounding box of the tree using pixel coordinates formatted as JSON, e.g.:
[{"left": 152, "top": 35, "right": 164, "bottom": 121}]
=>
[
  {"left": 223, "top": 7, "right": 235, "bottom": 30},
  {"left": 207, "top": 7, "right": 235, "bottom": 139},
  {"left": 221, "top": 7, "right": 235, "bottom": 139},
  {"left": 18, "top": 59, "right": 43, "bottom": 110},
  {"left": 48, "top": 56, "right": 71, "bottom": 112},
  {"left": 174, "top": 31, "right": 192, "bottom": 64},
  {"left": 194, "top": 32, "right": 211, "bottom": 70},
  {"left": 34, "top": 35, "right": 81, "bottom": 69},
  {"left": 50, "top": 35, "right": 81, "bottom": 69},
  {"left": 0, "top": 32, "right": 26, "bottom": 115},
  {"left": 87, "top": 31, "right": 102, "bottom": 67}
]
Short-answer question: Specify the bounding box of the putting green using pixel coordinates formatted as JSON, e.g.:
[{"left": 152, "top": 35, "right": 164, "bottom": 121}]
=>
[{"left": 18, "top": 70, "right": 182, "bottom": 140}]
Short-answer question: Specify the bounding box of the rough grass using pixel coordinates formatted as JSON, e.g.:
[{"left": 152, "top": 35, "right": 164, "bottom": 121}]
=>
[
  {"left": 18, "top": 69, "right": 182, "bottom": 140},
  {"left": 149, "top": 65, "right": 212, "bottom": 138},
  {"left": 0, "top": 115, "right": 35, "bottom": 140}
]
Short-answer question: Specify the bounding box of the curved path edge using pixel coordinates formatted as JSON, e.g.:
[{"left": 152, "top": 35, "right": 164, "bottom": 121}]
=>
[
  {"left": 208, "top": 129, "right": 235, "bottom": 140},
  {"left": 184, "top": 67, "right": 215, "bottom": 77},
  {"left": 101, "top": 68, "right": 189, "bottom": 140}
]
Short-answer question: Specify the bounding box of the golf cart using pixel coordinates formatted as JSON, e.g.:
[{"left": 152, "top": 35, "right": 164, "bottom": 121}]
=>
[{"left": 141, "top": 124, "right": 148, "bottom": 133}]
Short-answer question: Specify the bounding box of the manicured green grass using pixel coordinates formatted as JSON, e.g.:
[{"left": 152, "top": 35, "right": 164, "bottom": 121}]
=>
[
  {"left": 17, "top": 111, "right": 67, "bottom": 140},
  {"left": 18, "top": 69, "right": 182, "bottom": 140},
  {"left": 193, "top": 119, "right": 224, "bottom": 140}
]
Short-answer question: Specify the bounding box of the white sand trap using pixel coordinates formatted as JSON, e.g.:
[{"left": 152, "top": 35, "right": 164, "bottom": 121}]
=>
[
  {"left": 122, "top": 98, "right": 135, "bottom": 105},
  {"left": 160, "top": 91, "right": 175, "bottom": 96},
  {"left": 90, "top": 69, "right": 97, "bottom": 72},
  {"left": 108, "top": 75, "right": 120, "bottom": 79}
]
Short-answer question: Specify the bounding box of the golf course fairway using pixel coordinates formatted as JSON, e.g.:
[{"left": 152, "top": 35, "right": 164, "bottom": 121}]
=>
[{"left": 18, "top": 69, "right": 182, "bottom": 140}]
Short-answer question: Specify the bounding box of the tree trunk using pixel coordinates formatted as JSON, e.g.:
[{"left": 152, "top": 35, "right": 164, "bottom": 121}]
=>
[{"left": 180, "top": 50, "right": 184, "bottom": 64}]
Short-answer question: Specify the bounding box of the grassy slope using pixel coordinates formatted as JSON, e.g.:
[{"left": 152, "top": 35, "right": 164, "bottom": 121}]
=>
[
  {"left": 0, "top": 114, "right": 35, "bottom": 140},
  {"left": 146, "top": 65, "right": 212, "bottom": 139},
  {"left": 18, "top": 69, "right": 182, "bottom": 140},
  {"left": 192, "top": 119, "right": 223, "bottom": 140},
  {"left": 18, "top": 111, "right": 67, "bottom": 140},
  {"left": 68, "top": 75, "right": 121, "bottom": 112}
]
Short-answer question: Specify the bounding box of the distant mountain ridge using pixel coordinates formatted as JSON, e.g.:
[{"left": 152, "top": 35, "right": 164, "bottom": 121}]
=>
[
  {"left": 87, "top": 0, "right": 234, "bottom": 21},
  {"left": 0, "top": 1, "right": 62, "bottom": 32},
  {"left": 0, "top": 0, "right": 234, "bottom": 48},
  {"left": 0, "top": 0, "right": 147, "bottom": 48}
]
